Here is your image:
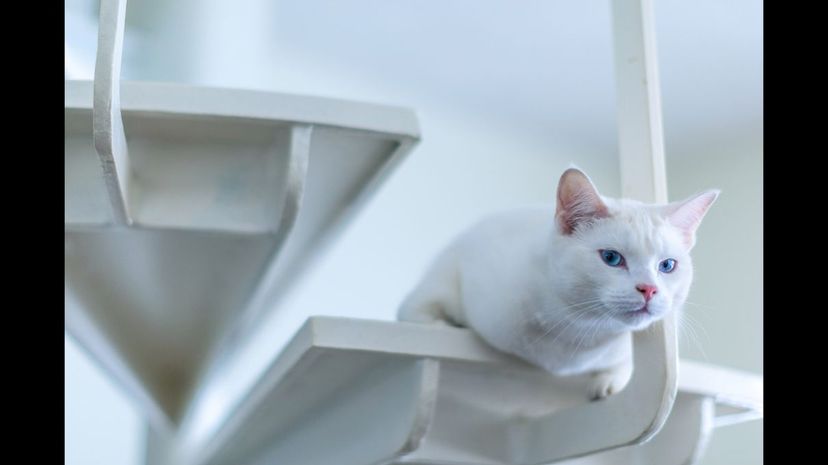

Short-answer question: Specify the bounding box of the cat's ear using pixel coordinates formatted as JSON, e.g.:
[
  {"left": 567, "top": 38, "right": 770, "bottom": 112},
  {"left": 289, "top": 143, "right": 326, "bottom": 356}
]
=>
[
  {"left": 662, "top": 190, "right": 720, "bottom": 249},
  {"left": 556, "top": 168, "right": 609, "bottom": 235}
]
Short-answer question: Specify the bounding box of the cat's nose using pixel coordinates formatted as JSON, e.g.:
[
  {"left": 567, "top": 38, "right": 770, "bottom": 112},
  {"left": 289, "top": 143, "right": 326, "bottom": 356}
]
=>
[{"left": 636, "top": 284, "right": 658, "bottom": 302}]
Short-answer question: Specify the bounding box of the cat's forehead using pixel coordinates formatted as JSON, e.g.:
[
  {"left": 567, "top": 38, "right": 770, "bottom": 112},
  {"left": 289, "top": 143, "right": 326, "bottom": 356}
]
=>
[{"left": 587, "top": 200, "right": 683, "bottom": 254}]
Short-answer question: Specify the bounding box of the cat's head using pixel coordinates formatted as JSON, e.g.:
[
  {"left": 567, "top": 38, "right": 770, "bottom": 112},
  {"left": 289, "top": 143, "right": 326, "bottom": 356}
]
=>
[{"left": 550, "top": 167, "right": 718, "bottom": 332}]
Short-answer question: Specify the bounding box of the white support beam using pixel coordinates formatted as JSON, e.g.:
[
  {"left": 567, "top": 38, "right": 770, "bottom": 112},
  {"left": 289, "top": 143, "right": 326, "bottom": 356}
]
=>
[
  {"left": 176, "top": 123, "right": 314, "bottom": 434},
  {"left": 93, "top": 0, "right": 132, "bottom": 225},
  {"left": 610, "top": 0, "right": 678, "bottom": 456},
  {"left": 613, "top": 0, "right": 669, "bottom": 204},
  {"left": 165, "top": 317, "right": 761, "bottom": 465}
]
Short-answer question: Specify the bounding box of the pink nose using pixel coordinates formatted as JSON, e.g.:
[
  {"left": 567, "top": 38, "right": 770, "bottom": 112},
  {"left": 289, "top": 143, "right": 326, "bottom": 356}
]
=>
[{"left": 636, "top": 284, "right": 658, "bottom": 302}]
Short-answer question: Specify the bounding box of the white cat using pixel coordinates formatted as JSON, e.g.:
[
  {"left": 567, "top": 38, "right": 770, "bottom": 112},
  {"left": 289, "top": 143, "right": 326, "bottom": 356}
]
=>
[{"left": 398, "top": 167, "right": 718, "bottom": 400}]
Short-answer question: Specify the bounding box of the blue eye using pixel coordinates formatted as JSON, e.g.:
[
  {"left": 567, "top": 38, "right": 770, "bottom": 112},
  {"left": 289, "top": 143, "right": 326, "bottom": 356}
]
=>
[
  {"left": 659, "top": 258, "right": 677, "bottom": 273},
  {"left": 599, "top": 249, "right": 625, "bottom": 267}
]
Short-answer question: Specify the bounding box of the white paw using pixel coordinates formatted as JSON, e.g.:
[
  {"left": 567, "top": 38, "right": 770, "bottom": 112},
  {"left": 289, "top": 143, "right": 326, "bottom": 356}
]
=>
[
  {"left": 431, "top": 318, "right": 455, "bottom": 327},
  {"left": 588, "top": 371, "right": 621, "bottom": 401}
]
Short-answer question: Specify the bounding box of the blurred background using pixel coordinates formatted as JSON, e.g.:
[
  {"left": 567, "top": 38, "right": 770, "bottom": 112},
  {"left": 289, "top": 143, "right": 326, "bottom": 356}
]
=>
[{"left": 65, "top": 0, "right": 762, "bottom": 464}]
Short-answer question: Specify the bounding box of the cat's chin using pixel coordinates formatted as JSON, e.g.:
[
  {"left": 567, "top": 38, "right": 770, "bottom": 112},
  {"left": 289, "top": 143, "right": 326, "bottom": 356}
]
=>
[
  {"left": 623, "top": 313, "right": 668, "bottom": 332},
  {"left": 611, "top": 307, "right": 653, "bottom": 330},
  {"left": 625, "top": 320, "right": 655, "bottom": 332}
]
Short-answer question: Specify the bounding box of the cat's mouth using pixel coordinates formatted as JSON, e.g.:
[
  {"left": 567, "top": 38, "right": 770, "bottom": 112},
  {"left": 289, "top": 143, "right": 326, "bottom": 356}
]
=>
[{"left": 624, "top": 305, "right": 651, "bottom": 318}]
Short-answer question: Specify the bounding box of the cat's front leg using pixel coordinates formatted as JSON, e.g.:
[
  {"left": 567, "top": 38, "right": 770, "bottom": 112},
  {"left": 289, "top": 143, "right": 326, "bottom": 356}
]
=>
[{"left": 587, "top": 361, "right": 633, "bottom": 401}]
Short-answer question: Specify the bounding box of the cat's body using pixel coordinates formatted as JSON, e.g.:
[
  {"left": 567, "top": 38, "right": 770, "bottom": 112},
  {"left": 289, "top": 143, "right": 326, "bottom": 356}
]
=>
[
  {"left": 398, "top": 168, "right": 717, "bottom": 399},
  {"left": 398, "top": 206, "right": 633, "bottom": 375}
]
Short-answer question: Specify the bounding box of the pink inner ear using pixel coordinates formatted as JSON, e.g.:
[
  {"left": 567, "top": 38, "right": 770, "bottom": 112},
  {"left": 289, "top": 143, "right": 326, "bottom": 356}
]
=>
[
  {"left": 556, "top": 170, "right": 609, "bottom": 235},
  {"left": 666, "top": 191, "right": 719, "bottom": 247},
  {"left": 557, "top": 192, "right": 608, "bottom": 235}
]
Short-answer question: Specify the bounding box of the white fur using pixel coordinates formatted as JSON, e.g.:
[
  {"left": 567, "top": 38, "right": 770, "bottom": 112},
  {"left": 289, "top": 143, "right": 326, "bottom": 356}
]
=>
[{"left": 397, "top": 168, "right": 717, "bottom": 400}]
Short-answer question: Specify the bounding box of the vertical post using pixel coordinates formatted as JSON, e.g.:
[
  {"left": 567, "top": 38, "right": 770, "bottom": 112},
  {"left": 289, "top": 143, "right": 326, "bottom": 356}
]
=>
[
  {"left": 93, "top": 0, "right": 132, "bottom": 225},
  {"left": 612, "top": 0, "right": 678, "bottom": 441},
  {"left": 613, "top": 0, "right": 668, "bottom": 204}
]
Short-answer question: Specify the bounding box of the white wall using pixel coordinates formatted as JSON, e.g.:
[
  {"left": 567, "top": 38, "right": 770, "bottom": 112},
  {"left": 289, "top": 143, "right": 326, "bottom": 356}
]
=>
[
  {"left": 666, "top": 136, "right": 763, "bottom": 465},
  {"left": 65, "top": 336, "right": 144, "bottom": 465}
]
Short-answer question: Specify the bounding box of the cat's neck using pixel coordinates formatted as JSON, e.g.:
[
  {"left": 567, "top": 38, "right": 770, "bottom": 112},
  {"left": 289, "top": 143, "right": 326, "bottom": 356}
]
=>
[
  {"left": 527, "top": 312, "right": 626, "bottom": 350},
  {"left": 519, "top": 313, "right": 631, "bottom": 375}
]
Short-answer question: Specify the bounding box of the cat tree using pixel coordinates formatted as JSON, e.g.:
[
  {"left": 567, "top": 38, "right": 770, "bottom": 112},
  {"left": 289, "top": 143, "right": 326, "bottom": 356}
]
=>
[{"left": 64, "top": 0, "right": 763, "bottom": 464}]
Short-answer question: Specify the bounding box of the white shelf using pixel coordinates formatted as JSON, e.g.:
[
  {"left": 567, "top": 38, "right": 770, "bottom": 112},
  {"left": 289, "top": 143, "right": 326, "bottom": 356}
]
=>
[
  {"left": 168, "top": 317, "right": 761, "bottom": 465},
  {"left": 65, "top": 79, "right": 420, "bottom": 428}
]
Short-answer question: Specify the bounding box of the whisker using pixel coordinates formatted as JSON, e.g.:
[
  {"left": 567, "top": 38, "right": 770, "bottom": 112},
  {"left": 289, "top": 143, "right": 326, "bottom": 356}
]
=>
[
  {"left": 540, "top": 306, "right": 602, "bottom": 348},
  {"left": 567, "top": 312, "right": 614, "bottom": 363},
  {"left": 677, "top": 311, "right": 709, "bottom": 360},
  {"left": 683, "top": 301, "right": 716, "bottom": 319},
  {"left": 525, "top": 299, "right": 604, "bottom": 346},
  {"left": 682, "top": 311, "right": 710, "bottom": 340},
  {"left": 528, "top": 306, "right": 597, "bottom": 346}
]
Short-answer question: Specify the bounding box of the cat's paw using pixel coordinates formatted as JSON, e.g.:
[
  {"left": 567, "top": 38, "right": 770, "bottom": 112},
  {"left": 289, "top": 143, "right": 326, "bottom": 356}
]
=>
[
  {"left": 588, "top": 371, "right": 622, "bottom": 401},
  {"left": 431, "top": 318, "right": 456, "bottom": 328}
]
